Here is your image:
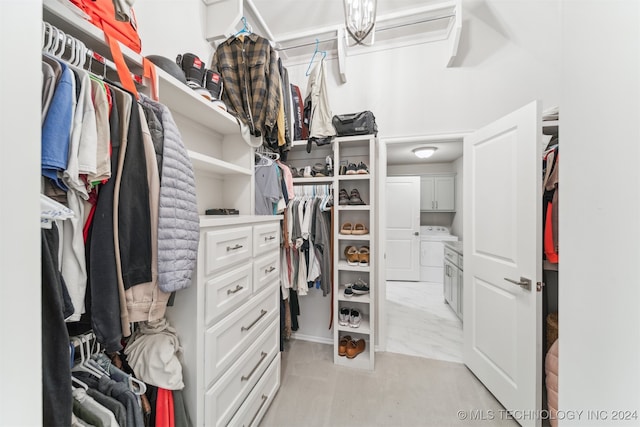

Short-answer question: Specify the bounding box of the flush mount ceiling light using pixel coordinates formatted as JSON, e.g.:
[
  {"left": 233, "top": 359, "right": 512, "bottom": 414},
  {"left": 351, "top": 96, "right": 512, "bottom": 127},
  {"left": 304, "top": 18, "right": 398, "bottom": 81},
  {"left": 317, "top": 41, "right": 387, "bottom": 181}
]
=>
[
  {"left": 344, "top": 0, "right": 377, "bottom": 45},
  {"left": 413, "top": 147, "right": 438, "bottom": 159}
]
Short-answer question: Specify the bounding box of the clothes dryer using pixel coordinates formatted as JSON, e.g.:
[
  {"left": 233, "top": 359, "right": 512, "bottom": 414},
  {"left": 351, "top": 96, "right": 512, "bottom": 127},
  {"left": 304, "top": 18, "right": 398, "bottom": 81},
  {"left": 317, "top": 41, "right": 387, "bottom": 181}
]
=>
[{"left": 420, "top": 226, "right": 459, "bottom": 284}]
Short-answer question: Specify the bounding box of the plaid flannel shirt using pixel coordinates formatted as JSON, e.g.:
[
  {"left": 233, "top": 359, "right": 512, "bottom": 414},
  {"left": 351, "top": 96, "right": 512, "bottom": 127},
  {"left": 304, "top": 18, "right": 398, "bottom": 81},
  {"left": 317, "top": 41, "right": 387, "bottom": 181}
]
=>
[{"left": 212, "top": 33, "right": 281, "bottom": 137}]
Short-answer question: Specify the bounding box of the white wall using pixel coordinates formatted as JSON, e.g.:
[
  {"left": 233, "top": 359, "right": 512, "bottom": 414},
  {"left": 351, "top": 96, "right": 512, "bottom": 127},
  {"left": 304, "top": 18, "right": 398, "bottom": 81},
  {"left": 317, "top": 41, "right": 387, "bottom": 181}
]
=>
[
  {"left": 134, "top": 0, "right": 215, "bottom": 67},
  {"left": 560, "top": 1, "right": 640, "bottom": 425},
  {"left": 0, "top": 1, "right": 42, "bottom": 425}
]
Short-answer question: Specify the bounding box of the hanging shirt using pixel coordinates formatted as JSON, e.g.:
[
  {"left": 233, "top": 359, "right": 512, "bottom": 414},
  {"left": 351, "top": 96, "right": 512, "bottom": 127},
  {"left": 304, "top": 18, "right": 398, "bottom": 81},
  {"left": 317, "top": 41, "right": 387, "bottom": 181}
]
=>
[
  {"left": 211, "top": 33, "right": 281, "bottom": 138},
  {"left": 255, "top": 160, "right": 281, "bottom": 215}
]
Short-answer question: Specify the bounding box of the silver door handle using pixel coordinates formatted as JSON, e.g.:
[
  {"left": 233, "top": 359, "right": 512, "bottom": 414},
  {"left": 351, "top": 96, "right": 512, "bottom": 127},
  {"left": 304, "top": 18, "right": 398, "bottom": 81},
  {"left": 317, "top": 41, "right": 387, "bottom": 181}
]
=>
[
  {"left": 241, "top": 309, "right": 268, "bottom": 331},
  {"left": 264, "top": 235, "right": 276, "bottom": 241},
  {"left": 265, "top": 266, "right": 276, "bottom": 274},
  {"left": 227, "top": 243, "right": 243, "bottom": 251},
  {"left": 241, "top": 352, "right": 267, "bottom": 381},
  {"left": 245, "top": 395, "right": 269, "bottom": 427},
  {"left": 504, "top": 277, "right": 532, "bottom": 290},
  {"left": 227, "top": 284, "right": 244, "bottom": 295}
]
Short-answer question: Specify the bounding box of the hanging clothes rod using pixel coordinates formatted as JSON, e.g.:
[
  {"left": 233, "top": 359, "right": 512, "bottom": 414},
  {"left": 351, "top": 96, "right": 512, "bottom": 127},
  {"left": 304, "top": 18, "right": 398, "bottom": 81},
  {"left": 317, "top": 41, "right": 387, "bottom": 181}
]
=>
[{"left": 275, "top": 13, "right": 455, "bottom": 51}]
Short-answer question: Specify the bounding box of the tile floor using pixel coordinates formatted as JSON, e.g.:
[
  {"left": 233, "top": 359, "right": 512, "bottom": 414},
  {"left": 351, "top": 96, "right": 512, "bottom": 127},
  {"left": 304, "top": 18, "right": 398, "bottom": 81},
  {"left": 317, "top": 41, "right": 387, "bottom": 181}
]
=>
[{"left": 385, "top": 280, "right": 463, "bottom": 363}]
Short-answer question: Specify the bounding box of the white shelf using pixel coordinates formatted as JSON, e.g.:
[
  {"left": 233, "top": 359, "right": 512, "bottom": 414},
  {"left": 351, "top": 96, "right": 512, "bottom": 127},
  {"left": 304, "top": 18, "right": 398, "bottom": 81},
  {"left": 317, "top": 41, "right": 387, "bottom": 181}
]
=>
[
  {"left": 156, "top": 69, "right": 240, "bottom": 135},
  {"left": 337, "top": 205, "right": 370, "bottom": 211},
  {"left": 336, "top": 318, "right": 371, "bottom": 335},
  {"left": 337, "top": 285, "right": 371, "bottom": 303},
  {"left": 337, "top": 234, "right": 370, "bottom": 241},
  {"left": 337, "top": 260, "right": 371, "bottom": 272},
  {"left": 334, "top": 347, "right": 373, "bottom": 370},
  {"left": 292, "top": 177, "right": 334, "bottom": 184},
  {"left": 188, "top": 150, "right": 252, "bottom": 176},
  {"left": 199, "top": 214, "right": 282, "bottom": 228},
  {"left": 43, "top": 0, "right": 143, "bottom": 73},
  {"left": 337, "top": 174, "right": 370, "bottom": 181}
]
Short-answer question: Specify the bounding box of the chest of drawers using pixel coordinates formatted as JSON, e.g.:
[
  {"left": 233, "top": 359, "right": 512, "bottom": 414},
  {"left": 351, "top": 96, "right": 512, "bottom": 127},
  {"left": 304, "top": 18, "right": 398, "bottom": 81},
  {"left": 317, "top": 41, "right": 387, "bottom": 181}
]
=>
[{"left": 166, "top": 216, "right": 281, "bottom": 426}]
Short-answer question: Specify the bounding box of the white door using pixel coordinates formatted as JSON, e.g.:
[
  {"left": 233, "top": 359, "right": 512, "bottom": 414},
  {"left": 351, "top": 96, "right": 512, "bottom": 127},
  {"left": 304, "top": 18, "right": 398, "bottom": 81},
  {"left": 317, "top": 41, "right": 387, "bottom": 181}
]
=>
[
  {"left": 385, "top": 176, "right": 420, "bottom": 281},
  {"left": 463, "top": 101, "right": 542, "bottom": 427}
]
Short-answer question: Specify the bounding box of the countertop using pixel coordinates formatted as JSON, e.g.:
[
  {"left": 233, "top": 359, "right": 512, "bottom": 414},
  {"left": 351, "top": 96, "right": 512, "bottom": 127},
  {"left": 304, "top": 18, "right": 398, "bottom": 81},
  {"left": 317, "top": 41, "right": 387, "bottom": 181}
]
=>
[{"left": 445, "top": 241, "right": 463, "bottom": 255}]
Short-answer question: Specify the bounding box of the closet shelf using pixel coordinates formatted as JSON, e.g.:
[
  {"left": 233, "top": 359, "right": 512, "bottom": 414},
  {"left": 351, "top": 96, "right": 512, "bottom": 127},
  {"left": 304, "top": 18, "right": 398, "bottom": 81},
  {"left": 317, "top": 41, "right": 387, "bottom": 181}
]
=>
[
  {"left": 336, "top": 318, "right": 371, "bottom": 334},
  {"left": 292, "top": 177, "right": 334, "bottom": 184},
  {"left": 337, "top": 285, "right": 371, "bottom": 303},
  {"left": 337, "top": 206, "right": 371, "bottom": 211},
  {"left": 337, "top": 175, "right": 370, "bottom": 181},
  {"left": 156, "top": 69, "right": 240, "bottom": 135},
  {"left": 337, "top": 235, "right": 370, "bottom": 242},
  {"left": 337, "top": 261, "right": 371, "bottom": 272},
  {"left": 188, "top": 150, "right": 252, "bottom": 177},
  {"left": 199, "top": 214, "right": 283, "bottom": 228},
  {"left": 43, "top": 0, "right": 143, "bottom": 73},
  {"left": 334, "top": 347, "right": 372, "bottom": 370}
]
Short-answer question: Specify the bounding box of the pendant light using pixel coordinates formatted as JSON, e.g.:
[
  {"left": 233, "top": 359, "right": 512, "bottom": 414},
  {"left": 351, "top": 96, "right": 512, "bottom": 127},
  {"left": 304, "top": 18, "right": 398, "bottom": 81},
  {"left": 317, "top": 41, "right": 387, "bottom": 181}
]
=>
[{"left": 343, "top": 0, "right": 377, "bottom": 45}]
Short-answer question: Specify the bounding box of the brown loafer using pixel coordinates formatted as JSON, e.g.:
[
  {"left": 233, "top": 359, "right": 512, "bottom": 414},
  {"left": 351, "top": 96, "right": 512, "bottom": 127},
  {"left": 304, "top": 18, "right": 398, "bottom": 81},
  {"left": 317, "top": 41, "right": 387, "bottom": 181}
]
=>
[
  {"left": 346, "top": 338, "right": 366, "bottom": 359},
  {"left": 338, "top": 335, "right": 352, "bottom": 356}
]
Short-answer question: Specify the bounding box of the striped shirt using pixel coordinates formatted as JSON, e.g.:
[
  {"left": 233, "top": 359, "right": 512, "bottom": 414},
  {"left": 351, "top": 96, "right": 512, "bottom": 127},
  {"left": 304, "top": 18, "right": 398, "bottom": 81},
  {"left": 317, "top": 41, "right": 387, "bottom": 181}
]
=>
[{"left": 212, "top": 33, "right": 281, "bottom": 137}]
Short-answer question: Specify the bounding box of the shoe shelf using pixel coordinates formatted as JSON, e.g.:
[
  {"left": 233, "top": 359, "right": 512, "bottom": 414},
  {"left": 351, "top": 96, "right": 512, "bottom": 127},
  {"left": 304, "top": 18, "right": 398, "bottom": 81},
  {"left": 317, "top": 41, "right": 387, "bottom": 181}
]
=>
[
  {"left": 333, "top": 135, "right": 377, "bottom": 371},
  {"left": 338, "top": 286, "right": 371, "bottom": 303},
  {"left": 336, "top": 318, "right": 371, "bottom": 335},
  {"left": 337, "top": 175, "right": 370, "bottom": 181},
  {"left": 188, "top": 150, "right": 252, "bottom": 177},
  {"left": 337, "top": 260, "right": 371, "bottom": 272},
  {"left": 337, "top": 235, "right": 370, "bottom": 241},
  {"left": 292, "top": 177, "right": 334, "bottom": 184},
  {"left": 337, "top": 205, "right": 370, "bottom": 211}
]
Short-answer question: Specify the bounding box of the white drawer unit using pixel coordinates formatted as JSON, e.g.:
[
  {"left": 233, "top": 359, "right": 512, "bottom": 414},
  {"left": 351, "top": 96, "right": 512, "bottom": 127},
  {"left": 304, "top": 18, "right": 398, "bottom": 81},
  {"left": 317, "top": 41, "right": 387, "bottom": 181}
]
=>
[
  {"left": 205, "top": 226, "right": 253, "bottom": 275},
  {"left": 252, "top": 252, "right": 280, "bottom": 293},
  {"left": 205, "top": 284, "right": 278, "bottom": 386},
  {"left": 205, "top": 263, "right": 253, "bottom": 325},
  {"left": 165, "top": 216, "right": 282, "bottom": 427},
  {"left": 227, "top": 353, "right": 281, "bottom": 427},
  {"left": 443, "top": 242, "right": 463, "bottom": 321},
  {"left": 253, "top": 222, "right": 280, "bottom": 257},
  {"left": 204, "top": 320, "right": 280, "bottom": 427}
]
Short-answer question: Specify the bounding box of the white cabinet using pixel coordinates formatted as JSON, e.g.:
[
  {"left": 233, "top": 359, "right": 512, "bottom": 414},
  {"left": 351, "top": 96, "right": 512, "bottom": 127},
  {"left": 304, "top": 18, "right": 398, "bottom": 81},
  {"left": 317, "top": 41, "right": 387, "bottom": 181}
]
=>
[
  {"left": 420, "top": 175, "right": 455, "bottom": 211},
  {"left": 333, "top": 135, "right": 378, "bottom": 370},
  {"left": 166, "top": 217, "right": 281, "bottom": 427},
  {"left": 443, "top": 244, "right": 463, "bottom": 320}
]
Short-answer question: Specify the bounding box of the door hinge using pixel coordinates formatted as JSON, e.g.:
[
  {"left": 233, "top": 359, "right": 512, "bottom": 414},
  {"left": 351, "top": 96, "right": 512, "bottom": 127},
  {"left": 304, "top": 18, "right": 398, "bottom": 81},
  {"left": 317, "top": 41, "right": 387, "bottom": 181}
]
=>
[{"left": 537, "top": 281, "right": 545, "bottom": 292}]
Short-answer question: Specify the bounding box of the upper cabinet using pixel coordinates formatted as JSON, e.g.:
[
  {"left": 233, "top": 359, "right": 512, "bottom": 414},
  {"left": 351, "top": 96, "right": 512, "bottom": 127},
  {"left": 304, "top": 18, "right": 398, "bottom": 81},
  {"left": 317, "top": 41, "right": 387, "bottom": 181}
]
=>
[{"left": 420, "top": 175, "right": 455, "bottom": 212}]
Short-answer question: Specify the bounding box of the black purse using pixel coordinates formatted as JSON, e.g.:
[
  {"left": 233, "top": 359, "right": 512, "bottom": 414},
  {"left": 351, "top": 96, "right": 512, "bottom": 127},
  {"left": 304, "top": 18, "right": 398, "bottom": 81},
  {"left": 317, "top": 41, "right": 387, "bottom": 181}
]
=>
[{"left": 331, "top": 111, "right": 378, "bottom": 137}]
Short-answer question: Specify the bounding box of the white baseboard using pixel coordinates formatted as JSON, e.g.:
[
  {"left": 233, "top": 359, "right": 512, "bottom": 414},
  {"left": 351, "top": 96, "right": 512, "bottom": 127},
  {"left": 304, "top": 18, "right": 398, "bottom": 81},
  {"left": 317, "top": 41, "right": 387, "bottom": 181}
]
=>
[{"left": 290, "top": 333, "right": 333, "bottom": 345}]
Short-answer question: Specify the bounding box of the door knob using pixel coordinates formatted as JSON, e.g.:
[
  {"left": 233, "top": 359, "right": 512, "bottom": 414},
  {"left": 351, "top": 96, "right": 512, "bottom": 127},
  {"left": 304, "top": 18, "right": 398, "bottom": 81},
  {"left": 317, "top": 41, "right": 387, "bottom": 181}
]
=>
[{"left": 504, "top": 276, "right": 532, "bottom": 290}]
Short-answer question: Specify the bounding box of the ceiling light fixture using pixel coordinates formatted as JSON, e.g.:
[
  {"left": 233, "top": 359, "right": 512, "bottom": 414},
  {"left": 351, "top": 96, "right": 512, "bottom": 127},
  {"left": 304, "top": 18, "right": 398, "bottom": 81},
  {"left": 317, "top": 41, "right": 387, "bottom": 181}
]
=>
[
  {"left": 413, "top": 147, "right": 438, "bottom": 159},
  {"left": 344, "top": 0, "right": 377, "bottom": 45}
]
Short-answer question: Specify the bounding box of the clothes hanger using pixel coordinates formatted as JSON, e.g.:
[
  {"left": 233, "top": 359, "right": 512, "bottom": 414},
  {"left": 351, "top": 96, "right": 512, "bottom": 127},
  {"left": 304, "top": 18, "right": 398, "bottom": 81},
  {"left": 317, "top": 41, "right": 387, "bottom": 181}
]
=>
[
  {"left": 306, "top": 38, "right": 326, "bottom": 76},
  {"left": 233, "top": 16, "right": 252, "bottom": 37}
]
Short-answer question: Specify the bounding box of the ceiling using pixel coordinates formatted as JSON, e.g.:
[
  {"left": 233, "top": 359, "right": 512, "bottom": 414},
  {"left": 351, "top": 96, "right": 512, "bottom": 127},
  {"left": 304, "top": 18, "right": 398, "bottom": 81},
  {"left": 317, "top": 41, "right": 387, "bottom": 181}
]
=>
[{"left": 384, "top": 137, "right": 465, "bottom": 166}]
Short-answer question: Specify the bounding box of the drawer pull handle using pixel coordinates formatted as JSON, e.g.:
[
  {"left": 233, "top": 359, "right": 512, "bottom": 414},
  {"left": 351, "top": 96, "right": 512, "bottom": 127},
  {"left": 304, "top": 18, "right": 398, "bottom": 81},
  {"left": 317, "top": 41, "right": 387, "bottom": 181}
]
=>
[
  {"left": 241, "top": 309, "right": 267, "bottom": 332},
  {"left": 227, "top": 285, "right": 244, "bottom": 295},
  {"left": 264, "top": 266, "right": 276, "bottom": 274},
  {"left": 264, "top": 235, "right": 276, "bottom": 242},
  {"left": 227, "top": 244, "right": 243, "bottom": 252},
  {"left": 241, "top": 352, "right": 267, "bottom": 382},
  {"left": 245, "top": 394, "right": 269, "bottom": 427}
]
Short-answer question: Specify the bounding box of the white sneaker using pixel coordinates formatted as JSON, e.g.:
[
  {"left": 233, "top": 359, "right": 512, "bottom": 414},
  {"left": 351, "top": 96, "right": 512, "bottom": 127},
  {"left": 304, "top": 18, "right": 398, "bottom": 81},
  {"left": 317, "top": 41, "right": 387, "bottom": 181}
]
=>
[
  {"left": 349, "top": 309, "right": 361, "bottom": 328},
  {"left": 303, "top": 165, "right": 313, "bottom": 178},
  {"left": 339, "top": 307, "right": 350, "bottom": 326}
]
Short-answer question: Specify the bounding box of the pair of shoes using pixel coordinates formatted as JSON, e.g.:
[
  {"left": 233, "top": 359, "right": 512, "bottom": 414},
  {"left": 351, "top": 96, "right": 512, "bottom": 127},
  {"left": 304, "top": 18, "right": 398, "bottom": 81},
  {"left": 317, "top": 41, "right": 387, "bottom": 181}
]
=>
[
  {"left": 338, "top": 189, "right": 350, "bottom": 205},
  {"left": 346, "top": 338, "right": 366, "bottom": 358},
  {"left": 303, "top": 166, "right": 315, "bottom": 178},
  {"left": 344, "top": 279, "right": 369, "bottom": 297},
  {"left": 338, "top": 335, "right": 352, "bottom": 356},
  {"left": 344, "top": 246, "right": 370, "bottom": 266},
  {"left": 338, "top": 307, "right": 361, "bottom": 328},
  {"left": 343, "top": 162, "right": 369, "bottom": 175},
  {"left": 339, "top": 223, "right": 368, "bottom": 235},
  {"left": 340, "top": 188, "right": 366, "bottom": 205}
]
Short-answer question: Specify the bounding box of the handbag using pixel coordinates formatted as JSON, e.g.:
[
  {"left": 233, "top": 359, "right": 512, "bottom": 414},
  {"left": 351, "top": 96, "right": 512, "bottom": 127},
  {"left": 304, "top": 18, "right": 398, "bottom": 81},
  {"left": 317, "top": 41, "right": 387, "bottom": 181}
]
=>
[{"left": 332, "top": 111, "right": 378, "bottom": 137}]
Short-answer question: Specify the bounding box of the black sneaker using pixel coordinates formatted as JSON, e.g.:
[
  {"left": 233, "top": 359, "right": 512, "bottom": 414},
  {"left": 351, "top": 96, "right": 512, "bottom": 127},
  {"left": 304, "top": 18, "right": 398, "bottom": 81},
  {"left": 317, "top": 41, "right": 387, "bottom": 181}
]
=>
[
  {"left": 176, "top": 53, "right": 206, "bottom": 89},
  {"left": 204, "top": 69, "right": 223, "bottom": 100},
  {"left": 356, "top": 162, "right": 369, "bottom": 174},
  {"left": 345, "top": 163, "right": 357, "bottom": 175}
]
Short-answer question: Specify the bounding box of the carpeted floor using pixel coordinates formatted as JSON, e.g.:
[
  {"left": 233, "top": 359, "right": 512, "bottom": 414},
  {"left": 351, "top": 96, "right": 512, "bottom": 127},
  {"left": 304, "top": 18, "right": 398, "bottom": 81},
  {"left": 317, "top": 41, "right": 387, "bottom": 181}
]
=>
[{"left": 260, "top": 339, "right": 519, "bottom": 427}]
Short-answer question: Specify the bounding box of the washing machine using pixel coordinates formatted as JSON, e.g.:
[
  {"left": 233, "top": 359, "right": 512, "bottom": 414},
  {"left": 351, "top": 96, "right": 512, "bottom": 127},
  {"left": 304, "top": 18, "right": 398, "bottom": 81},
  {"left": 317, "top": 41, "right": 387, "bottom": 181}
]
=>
[{"left": 420, "top": 226, "right": 459, "bottom": 283}]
